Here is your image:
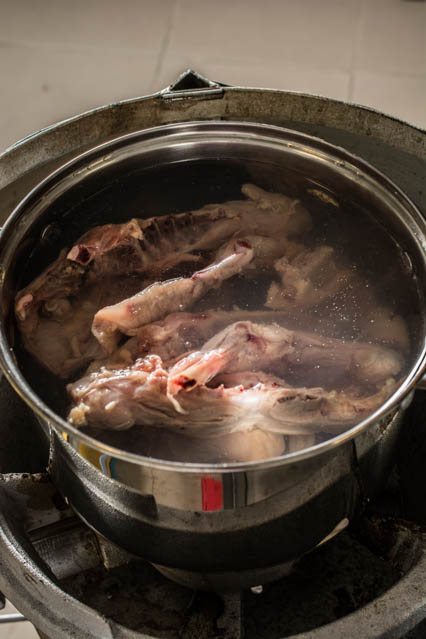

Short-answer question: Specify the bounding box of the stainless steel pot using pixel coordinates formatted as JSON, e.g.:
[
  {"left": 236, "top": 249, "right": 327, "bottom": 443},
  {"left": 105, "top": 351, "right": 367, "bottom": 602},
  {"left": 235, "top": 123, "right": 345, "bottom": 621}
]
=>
[{"left": 0, "top": 72, "right": 425, "bottom": 591}]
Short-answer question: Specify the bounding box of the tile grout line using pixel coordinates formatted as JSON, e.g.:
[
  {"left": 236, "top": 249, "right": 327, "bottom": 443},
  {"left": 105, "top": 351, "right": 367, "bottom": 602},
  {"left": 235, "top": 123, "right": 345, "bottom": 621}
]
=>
[
  {"left": 347, "top": 0, "right": 368, "bottom": 102},
  {"left": 151, "top": 0, "right": 180, "bottom": 91}
]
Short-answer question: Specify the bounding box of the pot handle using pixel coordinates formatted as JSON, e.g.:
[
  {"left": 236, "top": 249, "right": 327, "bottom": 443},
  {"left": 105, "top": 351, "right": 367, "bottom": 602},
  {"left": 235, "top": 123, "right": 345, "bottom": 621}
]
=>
[{"left": 159, "top": 69, "right": 227, "bottom": 100}]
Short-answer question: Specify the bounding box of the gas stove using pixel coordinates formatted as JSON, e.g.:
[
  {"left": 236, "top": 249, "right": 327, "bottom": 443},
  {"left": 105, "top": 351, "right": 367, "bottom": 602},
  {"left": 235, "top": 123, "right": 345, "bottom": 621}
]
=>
[{"left": 1, "top": 375, "right": 426, "bottom": 639}]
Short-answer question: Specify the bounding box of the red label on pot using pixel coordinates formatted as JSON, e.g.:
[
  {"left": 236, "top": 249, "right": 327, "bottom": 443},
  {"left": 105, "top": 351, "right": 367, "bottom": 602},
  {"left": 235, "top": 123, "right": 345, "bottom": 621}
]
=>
[{"left": 201, "top": 477, "right": 223, "bottom": 511}]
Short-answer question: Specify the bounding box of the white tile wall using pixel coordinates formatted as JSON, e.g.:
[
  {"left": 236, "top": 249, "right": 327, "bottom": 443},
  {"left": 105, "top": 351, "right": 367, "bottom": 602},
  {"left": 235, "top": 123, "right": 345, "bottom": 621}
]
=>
[
  {"left": 164, "top": 0, "right": 361, "bottom": 70},
  {"left": 0, "top": 0, "right": 424, "bottom": 156},
  {"left": 351, "top": 69, "right": 426, "bottom": 126},
  {"left": 354, "top": 0, "right": 426, "bottom": 76}
]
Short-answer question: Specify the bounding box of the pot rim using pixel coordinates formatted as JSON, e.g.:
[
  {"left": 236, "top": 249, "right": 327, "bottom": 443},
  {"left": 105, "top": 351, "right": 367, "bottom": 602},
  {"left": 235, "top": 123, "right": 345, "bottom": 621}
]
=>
[{"left": 1, "top": 119, "right": 425, "bottom": 474}]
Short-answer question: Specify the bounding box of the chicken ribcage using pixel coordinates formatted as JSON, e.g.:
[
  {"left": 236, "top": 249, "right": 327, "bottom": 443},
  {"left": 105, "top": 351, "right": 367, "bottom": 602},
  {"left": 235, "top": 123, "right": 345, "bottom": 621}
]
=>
[{"left": 67, "top": 354, "right": 396, "bottom": 437}]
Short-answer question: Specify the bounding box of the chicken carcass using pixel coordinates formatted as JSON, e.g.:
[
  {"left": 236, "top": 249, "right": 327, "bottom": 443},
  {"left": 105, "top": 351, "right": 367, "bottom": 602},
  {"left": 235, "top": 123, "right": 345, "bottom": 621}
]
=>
[
  {"left": 15, "top": 242, "right": 151, "bottom": 378},
  {"left": 67, "top": 354, "right": 396, "bottom": 437},
  {"left": 67, "top": 184, "right": 311, "bottom": 276},
  {"left": 166, "top": 321, "right": 403, "bottom": 409},
  {"left": 14, "top": 219, "right": 159, "bottom": 377},
  {"left": 92, "top": 240, "right": 254, "bottom": 353}
]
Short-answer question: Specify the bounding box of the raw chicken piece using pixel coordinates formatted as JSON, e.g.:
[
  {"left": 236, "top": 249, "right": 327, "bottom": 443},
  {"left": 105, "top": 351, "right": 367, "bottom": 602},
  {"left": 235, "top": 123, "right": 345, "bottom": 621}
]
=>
[
  {"left": 266, "top": 246, "right": 353, "bottom": 310},
  {"left": 66, "top": 184, "right": 311, "bottom": 277},
  {"left": 15, "top": 219, "right": 155, "bottom": 336},
  {"left": 92, "top": 240, "right": 254, "bottom": 353},
  {"left": 166, "top": 322, "right": 295, "bottom": 409},
  {"left": 16, "top": 271, "right": 148, "bottom": 378},
  {"left": 67, "top": 355, "right": 396, "bottom": 436},
  {"left": 68, "top": 355, "right": 169, "bottom": 430},
  {"left": 166, "top": 321, "right": 403, "bottom": 408},
  {"left": 14, "top": 220, "right": 157, "bottom": 377},
  {"left": 15, "top": 250, "right": 100, "bottom": 377}
]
